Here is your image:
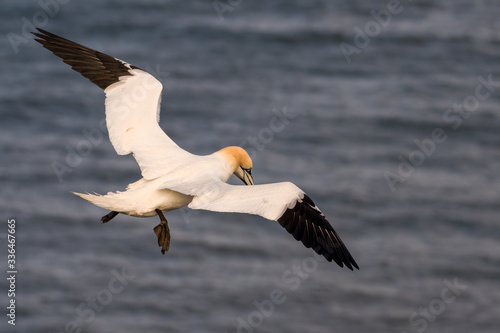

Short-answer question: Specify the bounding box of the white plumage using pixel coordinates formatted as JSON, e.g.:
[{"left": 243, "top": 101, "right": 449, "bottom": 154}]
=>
[{"left": 33, "top": 29, "right": 358, "bottom": 270}]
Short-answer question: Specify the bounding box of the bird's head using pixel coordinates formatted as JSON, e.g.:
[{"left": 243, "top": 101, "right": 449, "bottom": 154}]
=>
[{"left": 218, "top": 146, "right": 254, "bottom": 185}]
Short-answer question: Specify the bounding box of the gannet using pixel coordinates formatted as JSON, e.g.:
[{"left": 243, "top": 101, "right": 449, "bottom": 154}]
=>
[{"left": 33, "top": 28, "right": 359, "bottom": 270}]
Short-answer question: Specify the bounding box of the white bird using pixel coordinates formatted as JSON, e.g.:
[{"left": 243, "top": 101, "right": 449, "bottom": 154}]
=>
[{"left": 33, "top": 29, "right": 359, "bottom": 270}]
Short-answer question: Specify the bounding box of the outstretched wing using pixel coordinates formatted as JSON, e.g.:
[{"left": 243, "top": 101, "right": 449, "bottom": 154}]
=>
[
  {"left": 188, "top": 181, "right": 359, "bottom": 270},
  {"left": 33, "top": 28, "right": 194, "bottom": 179}
]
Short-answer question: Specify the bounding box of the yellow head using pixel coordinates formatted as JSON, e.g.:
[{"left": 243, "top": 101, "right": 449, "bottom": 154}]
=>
[{"left": 218, "top": 146, "right": 254, "bottom": 185}]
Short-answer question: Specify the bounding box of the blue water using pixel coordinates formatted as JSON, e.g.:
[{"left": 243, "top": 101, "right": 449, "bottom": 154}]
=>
[{"left": 2, "top": 1, "right": 500, "bottom": 332}]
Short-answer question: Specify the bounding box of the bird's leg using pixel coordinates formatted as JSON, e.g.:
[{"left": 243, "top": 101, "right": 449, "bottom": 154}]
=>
[
  {"left": 153, "top": 209, "right": 170, "bottom": 254},
  {"left": 101, "top": 211, "right": 119, "bottom": 224}
]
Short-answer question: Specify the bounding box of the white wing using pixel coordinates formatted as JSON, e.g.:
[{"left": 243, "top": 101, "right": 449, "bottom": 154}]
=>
[
  {"left": 33, "top": 28, "right": 194, "bottom": 180},
  {"left": 103, "top": 69, "right": 195, "bottom": 179},
  {"left": 189, "top": 181, "right": 359, "bottom": 270}
]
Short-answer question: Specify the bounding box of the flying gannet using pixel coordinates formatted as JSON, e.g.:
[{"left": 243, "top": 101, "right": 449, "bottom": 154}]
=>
[{"left": 33, "top": 28, "right": 359, "bottom": 270}]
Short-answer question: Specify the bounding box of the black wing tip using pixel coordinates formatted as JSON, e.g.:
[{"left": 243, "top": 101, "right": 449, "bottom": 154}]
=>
[
  {"left": 329, "top": 252, "right": 359, "bottom": 271},
  {"left": 318, "top": 236, "right": 359, "bottom": 270},
  {"left": 32, "top": 28, "right": 137, "bottom": 90},
  {"left": 31, "top": 27, "right": 46, "bottom": 38},
  {"left": 32, "top": 29, "right": 53, "bottom": 46},
  {"left": 33, "top": 27, "right": 50, "bottom": 35},
  {"left": 278, "top": 195, "right": 359, "bottom": 270},
  {"left": 32, "top": 27, "right": 52, "bottom": 37},
  {"left": 32, "top": 28, "right": 65, "bottom": 45}
]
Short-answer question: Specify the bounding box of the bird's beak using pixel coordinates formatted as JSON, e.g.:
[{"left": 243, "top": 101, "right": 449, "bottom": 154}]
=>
[
  {"left": 238, "top": 167, "right": 254, "bottom": 185},
  {"left": 243, "top": 170, "right": 254, "bottom": 185}
]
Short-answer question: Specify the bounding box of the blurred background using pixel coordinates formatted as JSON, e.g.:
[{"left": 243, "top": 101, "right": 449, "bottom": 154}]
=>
[{"left": 1, "top": 0, "right": 500, "bottom": 332}]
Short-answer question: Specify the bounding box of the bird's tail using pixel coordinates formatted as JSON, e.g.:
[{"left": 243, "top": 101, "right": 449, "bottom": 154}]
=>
[{"left": 72, "top": 191, "right": 122, "bottom": 211}]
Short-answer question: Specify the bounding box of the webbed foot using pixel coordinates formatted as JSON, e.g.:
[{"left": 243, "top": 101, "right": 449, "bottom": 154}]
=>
[
  {"left": 101, "top": 211, "right": 118, "bottom": 224},
  {"left": 154, "top": 209, "right": 170, "bottom": 254}
]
